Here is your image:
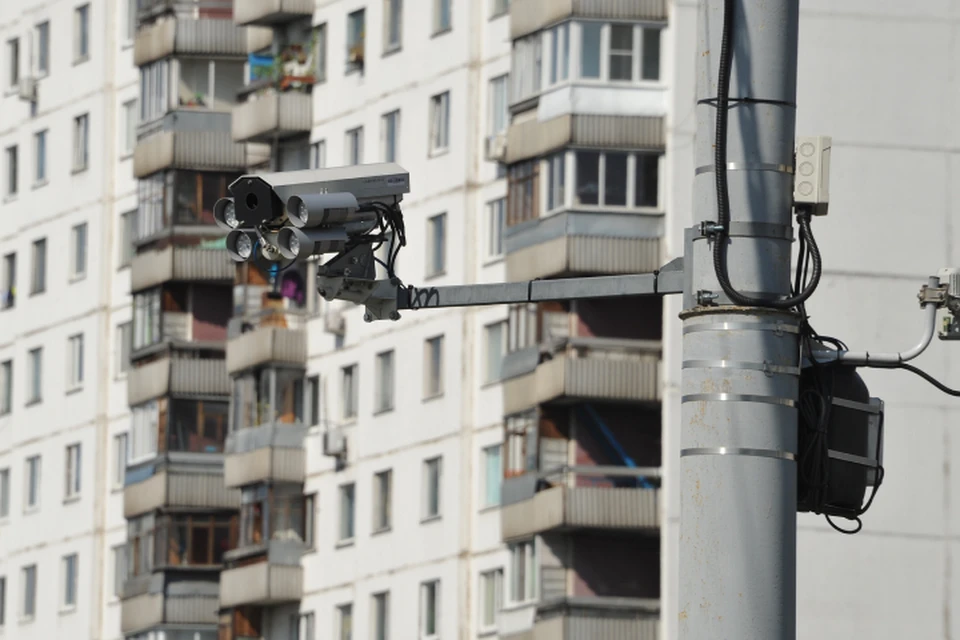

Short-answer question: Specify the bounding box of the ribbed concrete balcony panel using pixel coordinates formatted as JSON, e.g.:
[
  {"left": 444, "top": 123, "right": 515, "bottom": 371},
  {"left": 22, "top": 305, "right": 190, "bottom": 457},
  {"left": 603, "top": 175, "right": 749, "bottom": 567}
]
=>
[
  {"left": 246, "top": 26, "right": 275, "bottom": 53},
  {"left": 131, "top": 245, "right": 234, "bottom": 292},
  {"left": 226, "top": 311, "right": 308, "bottom": 375},
  {"left": 121, "top": 592, "right": 163, "bottom": 634},
  {"left": 501, "top": 484, "right": 660, "bottom": 542},
  {"left": 133, "top": 130, "right": 253, "bottom": 179},
  {"left": 121, "top": 577, "right": 220, "bottom": 634},
  {"left": 503, "top": 338, "right": 660, "bottom": 415},
  {"left": 506, "top": 235, "right": 660, "bottom": 282},
  {"left": 128, "top": 356, "right": 230, "bottom": 406},
  {"left": 124, "top": 457, "right": 239, "bottom": 518},
  {"left": 224, "top": 424, "right": 308, "bottom": 488},
  {"left": 505, "top": 115, "right": 664, "bottom": 163},
  {"left": 232, "top": 91, "right": 313, "bottom": 143},
  {"left": 234, "top": 0, "right": 314, "bottom": 26},
  {"left": 529, "top": 598, "right": 660, "bottom": 640},
  {"left": 510, "top": 0, "right": 667, "bottom": 39},
  {"left": 219, "top": 560, "right": 303, "bottom": 608},
  {"left": 135, "top": 16, "right": 248, "bottom": 66},
  {"left": 500, "top": 603, "right": 537, "bottom": 640}
]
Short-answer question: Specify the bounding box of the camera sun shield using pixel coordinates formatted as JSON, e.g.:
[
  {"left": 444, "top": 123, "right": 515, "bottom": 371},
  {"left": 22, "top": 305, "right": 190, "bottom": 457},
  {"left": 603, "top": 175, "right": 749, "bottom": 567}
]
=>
[
  {"left": 287, "top": 192, "right": 360, "bottom": 228},
  {"left": 228, "top": 176, "right": 286, "bottom": 226}
]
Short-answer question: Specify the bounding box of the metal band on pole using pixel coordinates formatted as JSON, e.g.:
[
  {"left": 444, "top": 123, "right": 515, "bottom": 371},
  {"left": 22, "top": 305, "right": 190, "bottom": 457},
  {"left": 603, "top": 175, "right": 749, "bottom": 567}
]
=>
[
  {"left": 695, "top": 162, "right": 795, "bottom": 175},
  {"left": 682, "top": 393, "right": 797, "bottom": 408},
  {"left": 681, "top": 447, "right": 796, "bottom": 461},
  {"left": 682, "top": 359, "right": 801, "bottom": 376},
  {"left": 683, "top": 321, "right": 800, "bottom": 335}
]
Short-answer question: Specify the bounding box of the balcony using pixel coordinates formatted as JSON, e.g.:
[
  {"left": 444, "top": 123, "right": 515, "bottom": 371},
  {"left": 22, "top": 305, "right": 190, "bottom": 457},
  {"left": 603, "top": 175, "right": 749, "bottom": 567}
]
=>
[
  {"left": 509, "top": 0, "right": 667, "bottom": 42},
  {"left": 234, "top": 0, "right": 314, "bottom": 26},
  {"left": 226, "top": 307, "right": 308, "bottom": 375},
  {"left": 134, "top": 16, "right": 248, "bottom": 66},
  {"left": 128, "top": 356, "right": 230, "bottom": 406},
  {"left": 134, "top": 130, "right": 256, "bottom": 179},
  {"left": 219, "top": 554, "right": 303, "bottom": 608},
  {"left": 121, "top": 577, "right": 220, "bottom": 635},
  {"left": 232, "top": 89, "right": 312, "bottom": 143},
  {"left": 131, "top": 245, "right": 234, "bottom": 293},
  {"left": 137, "top": 0, "right": 234, "bottom": 22},
  {"left": 504, "top": 597, "right": 660, "bottom": 640},
  {"left": 503, "top": 337, "right": 660, "bottom": 415},
  {"left": 225, "top": 424, "right": 307, "bottom": 487},
  {"left": 501, "top": 466, "right": 660, "bottom": 542},
  {"left": 124, "top": 455, "right": 239, "bottom": 518}
]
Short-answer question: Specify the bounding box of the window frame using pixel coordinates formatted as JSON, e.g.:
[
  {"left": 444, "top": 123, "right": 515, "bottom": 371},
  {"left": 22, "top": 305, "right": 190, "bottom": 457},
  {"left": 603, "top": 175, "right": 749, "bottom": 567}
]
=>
[
  {"left": 112, "top": 544, "right": 126, "bottom": 598},
  {"left": 7, "top": 38, "right": 20, "bottom": 88},
  {"left": 122, "top": 99, "right": 138, "bottom": 155},
  {"left": 488, "top": 74, "right": 509, "bottom": 137},
  {"left": 374, "top": 350, "right": 395, "bottom": 413},
  {"left": 27, "top": 347, "right": 42, "bottom": 404},
  {"left": 310, "top": 139, "right": 327, "bottom": 169},
  {"left": 420, "top": 579, "right": 439, "bottom": 638},
  {"left": 61, "top": 553, "right": 78, "bottom": 610},
  {"left": 341, "top": 364, "right": 358, "bottom": 421},
  {"left": 24, "top": 455, "right": 41, "bottom": 511},
  {"left": 20, "top": 564, "right": 36, "bottom": 620},
  {"left": 338, "top": 482, "right": 356, "bottom": 543},
  {"left": 345, "top": 127, "right": 364, "bottom": 165},
  {"left": 0, "top": 360, "right": 11, "bottom": 415},
  {"left": 428, "top": 92, "right": 450, "bottom": 155},
  {"left": 67, "top": 333, "right": 85, "bottom": 390},
  {"left": 73, "top": 113, "right": 90, "bottom": 173},
  {"left": 384, "top": 0, "right": 403, "bottom": 53},
  {"left": 479, "top": 568, "right": 504, "bottom": 631},
  {"left": 433, "top": 0, "right": 452, "bottom": 34},
  {"left": 508, "top": 539, "right": 538, "bottom": 604},
  {"left": 381, "top": 109, "right": 401, "bottom": 163},
  {"left": 74, "top": 4, "right": 91, "bottom": 63},
  {"left": 485, "top": 198, "right": 505, "bottom": 261},
  {"left": 36, "top": 21, "right": 50, "bottom": 76},
  {"left": 2, "top": 252, "right": 15, "bottom": 309},
  {"left": 337, "top": 603, "right": 353, "bottom": 640},
  {"left": 0, "top": 467, "right": 9, "bottom": 518},
  {"left": 483, "top": 321, "right": 507, "bottom": 384},
  {"left": 70, "top": 223, "right": 88, "bottom": 280},
  {"left": 346, "top": 9, "right": 366, "bottom": 74},
  {"left": 34, "top": 130, "right": 47, "bottom": 185},
  {"left": 64, "top": 443, "right": 82, "bottom": 499},
  {"left": 481, "top": 443, "right": 503, "bottom": 508},
  {"left": 570, "top": 148, "right": 662, "bottom": 211},
  {"left": 426, "top": 213, "right": 446, "bottom": 277},
  {"left": 373, "top": 469, "right": 393, "bottom": 533},
  {"left": 113, "top": 432, "right": 128, "bottom": 489},
  {"left": 423, "top": 335, "right": 444, "bottom": 399},
  {"left": 30, "top": 238, "right": 45, "bottom": 294},
  {"left": 5, "top": 145, "right": 18, "bottom": 197},
  {"left": 422, "top": 456, "right": 442, "bottom": 520},
  {"left": 314, "top": 23, "right": 328, "bottom": 83},
  {"left": 372, "top": 591, "right": 390, "bottom": 640}
]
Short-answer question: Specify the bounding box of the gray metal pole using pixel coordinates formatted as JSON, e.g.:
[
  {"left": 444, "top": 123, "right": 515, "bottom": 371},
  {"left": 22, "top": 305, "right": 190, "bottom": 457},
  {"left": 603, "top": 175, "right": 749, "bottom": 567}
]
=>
[{"left": 679, "top": 1, "right": 800, "bottom": 638}]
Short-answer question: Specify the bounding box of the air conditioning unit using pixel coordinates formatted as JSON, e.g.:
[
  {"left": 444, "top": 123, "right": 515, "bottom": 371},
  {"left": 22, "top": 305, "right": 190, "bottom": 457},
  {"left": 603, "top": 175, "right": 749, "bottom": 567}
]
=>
[
  {"left": 18, "top": 77, "right": 37, "bottom": 102},
  {"left": 323, "top": 308, "right": 345, "bottom": 335},
  {"left": 323, "top": 429, "right": 347, "bottom": 457},
  {"left": 484, "top": 132, "right": 507, "bottom": 163}
]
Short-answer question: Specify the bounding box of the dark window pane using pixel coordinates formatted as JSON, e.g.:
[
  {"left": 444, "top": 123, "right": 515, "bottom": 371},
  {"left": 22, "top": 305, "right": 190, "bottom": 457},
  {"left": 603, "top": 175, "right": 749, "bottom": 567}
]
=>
[
  {"left": 575, "top": 152, "right": 600, "bottom": 205},
  {"left": 642, "top": 28, "right": 661, "bottom": 81},
  {"left": 214, "top": 525, "right": 231, "bottom": 563},
  {"left": 635, "top": 154, "right": 659, "bottom": 207},
  {"left": 174, "top": 172, "right": 199, "bottom": 223},
  {"left": 605, "top": 153, "right": 628, "bottom": 206},
  {"left": 190, "top": 524, "right": 211, "bottom": 564},
  {"left": 610, "top": 25, "right": 633, "bottom": 81}
]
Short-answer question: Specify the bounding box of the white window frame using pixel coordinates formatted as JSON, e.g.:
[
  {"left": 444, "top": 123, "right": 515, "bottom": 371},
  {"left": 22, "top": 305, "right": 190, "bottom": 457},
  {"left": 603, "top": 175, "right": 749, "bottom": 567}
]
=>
[
  {"left": 24, "top": 455, "right": 41, "bottom": 511},
  {"left": 426, "top": 213, "right": 446, "bottom": 277},
  {"left": 314, "top": 23, "right": 327, "bottom": 83},
  {"left": 73, "top": 113, "right": 90, "bottom": 172},
  {"left": 345, "top": 127, "right": 363, "bottom": 165},
  {"left": 568, "top": 149, "right": 662, "bottom": 211},
  {"left": 1, "top": 252, "right": 14, "bottom": 310},
  {"left": 5, "top": 145, "right": 17, "bottom": 197},
  {"left": 112, "top": 544, "right": 126, "bottom": 598},
  {"left": 485, "top": 198, "right": 505, "bottom": 261},
  {"left": 423, "top": 335, "right": 444, "bottom": 398},
  {"left": 20, "top": 564, "right": 36, "bottom": 620},
  {"left": 116, "top": 321, "right": 132, "bottom": 376},
  {"left": 7, "top": 38, "right": 19, "bottom": 89},
  {"left": 545, "top": 152, "right": 566, "bottom": 212},
  {"left": 30, "top": 238, "right": 45, "bottom": 294},
  {"left": 341, "top": 364, "right": 358, "bottom": 420},
  {"left": 0, "top": 360, "right": 11, "bottom": 415},
  {"left": 428, "top": 92, "right": 450, "bottom": 155},
  {"left": 509, "top": 539, "right": 538, "bottom": 604},
  {"left": 0, "top": 467, "right": 9, "bottom": 518},
  {"left": 310, "top": 139, "right": 327, "bottom": 169},
  {"left": 113, "top": 432, "right": 128, "bottom": 488},
  {"left": 125, "top": 0, "right": 137, "bottom": 44},
  {"left": 491, "top": 0, "right": 509, "bottom": 18},
  {"left": 74, "top": 4, "right": 91, "bottom": 63},
  {"left": 419, "top": 580, "right": 439, "bottom": 639},
  {"left": 575, "top": 22, "right": 662, "bottom": 84},
  {"left": 70, "top": 223, "right": 88, "bottom": 280},
  {"left": 483, "top": 320, "right": 507, "bottom": 383},
  {"left": 384, "top": 0, "right": 403, "bottom": 52},
  {"left": 36, "top": 21, "right": 50, "bottom": 77},
  {"left": 372, "top": 591, "right": 389, "bottom": 640},
  {"left": 119, "top": 212, "right": 135, "bottom": 268},
  {"left": 61, "top": 553, "right": 78, "bottom": 610},
  {"left": 488, "top": 74, "right": 509, "bottom": 136},
  {"left": 67, "top": 333, "right": 84, "bottom": 390},
  {"left": 422, "top": 456, "right": 442, "bottom": 520},
  {"left": 374, "top": 350, "right": 395, "bottom": 413},
  {"left": 64, "top": 443, "right": 82, "bottom": 499},
  {"left": 27, "top": 347, "right": 42, "bottom": 404},
  {"left": 547, "top": 23, "right": 570, "bottom": 87},
  {"left": 122, "top": 99, "right": 137, "bottom": 155},
  {"left": 433, "top": 0, "right": 451, "bottom": 34},
  {"left": 373, "top": 469, "right": 392, "bottom": 532},
  {"left": 337, "top": 603, "right": 353, "bottom": 640},
  {"left": 381, "top": 109, "right": 400, "bottom": 163},
  {"left": 479, "top": 568, "right": 504, "bottom": 632},
  {"left": 338, "top": 482, "right": 355, "bottom": 543},
  {"left": 129, "top": 401, "right": 159, "bottom": 464},
  {"left": 481, "top": 443, "right": 503, "bottom": 508},
  {"left": 33, "top": 130, "right": 46, "bottom": 185},
  {"left": 346, "top": 9, "right": 366, "bottom": 74},
  {"left": 293, "top": 612, "right": 315, "bottom": 640}
]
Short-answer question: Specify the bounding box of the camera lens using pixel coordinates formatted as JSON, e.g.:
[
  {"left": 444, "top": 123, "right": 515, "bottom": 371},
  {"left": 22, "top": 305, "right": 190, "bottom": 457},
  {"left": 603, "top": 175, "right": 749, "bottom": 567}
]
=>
[{"left": 236, "top": 233, "right": 253, "bottom": 259}]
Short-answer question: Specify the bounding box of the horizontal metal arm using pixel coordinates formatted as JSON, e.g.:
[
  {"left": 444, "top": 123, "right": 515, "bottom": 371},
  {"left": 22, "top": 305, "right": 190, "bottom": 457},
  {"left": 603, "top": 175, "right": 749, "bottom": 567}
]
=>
[{"left": 397, "top": 264, "right": 684, "bottom": 312}]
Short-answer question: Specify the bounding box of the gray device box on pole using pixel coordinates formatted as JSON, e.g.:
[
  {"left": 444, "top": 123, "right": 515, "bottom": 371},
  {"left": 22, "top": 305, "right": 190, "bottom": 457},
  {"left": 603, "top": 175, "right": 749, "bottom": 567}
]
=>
[{"left": 679, "top": 1, "right": 801, "bottom": 638}]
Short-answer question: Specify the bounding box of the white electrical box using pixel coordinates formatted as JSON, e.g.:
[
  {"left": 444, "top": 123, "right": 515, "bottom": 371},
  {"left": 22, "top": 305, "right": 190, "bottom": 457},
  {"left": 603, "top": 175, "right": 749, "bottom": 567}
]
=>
[
  {"left": 794, "top": 136, "right": 831, "bottom": 216},
  {"left": 323, "top": 429, "right": 347, "bottom": 457}
]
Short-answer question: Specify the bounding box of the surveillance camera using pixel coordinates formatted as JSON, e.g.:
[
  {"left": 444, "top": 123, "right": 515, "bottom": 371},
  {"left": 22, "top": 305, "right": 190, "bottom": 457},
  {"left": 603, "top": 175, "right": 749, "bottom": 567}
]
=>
[
  {"left": 286, "top": 192, "right": 359, "bottom": 228},
  {"left": 225, "top": 229, "right": 257, "bottom": 262},
  {"left": 277, "top": 227, "right": 349, "bottom": 261},
  {"left": 213, "top": 197, "right": 239, "bottom": 231}
]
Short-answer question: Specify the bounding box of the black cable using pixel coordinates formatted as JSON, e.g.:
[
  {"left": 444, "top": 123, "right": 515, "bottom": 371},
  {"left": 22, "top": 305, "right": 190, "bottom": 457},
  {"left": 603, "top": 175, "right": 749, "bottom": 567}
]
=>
[
  {"left": 863, "top": 362, "right": 960, "bottom": 397},
  {"left": 711, "top": 0, "right": 822, "bottom": 310}
]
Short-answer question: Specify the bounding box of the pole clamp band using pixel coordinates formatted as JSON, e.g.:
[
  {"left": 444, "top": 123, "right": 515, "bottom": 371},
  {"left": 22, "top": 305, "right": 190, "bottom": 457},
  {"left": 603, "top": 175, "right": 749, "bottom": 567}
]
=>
[
  {"left": 681, "top": 447, "right": 796, "bottom": 461},
  {"left": 682, "top": 393, "right": 797, "bottom": 408},
  {"left": 695, "top": 162, "right": 795, "bottom": 176}
]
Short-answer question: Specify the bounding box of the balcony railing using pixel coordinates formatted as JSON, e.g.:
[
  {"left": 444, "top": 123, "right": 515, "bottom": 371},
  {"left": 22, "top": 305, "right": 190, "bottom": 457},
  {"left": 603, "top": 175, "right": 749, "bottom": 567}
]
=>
[
  {"left": 224, "top": 423, "right": 308, "bottom": 488},
  {"left": 134, "top": 15, "right": 247, "bottom": 66},
  {"left": 226, "top": 308, "right": 308, "bottom": 374},
  {"left": 231, "top": 88, "right": 313, "bottom": 143},
  {"left": 233, "top": 0, "right": 314, "bottom": 26},
  {"left": 219, "top": 557, "right": 303, "bottom": 608},
  {"left": 501, "top": 465, "right": 661, "bottom": 541}
]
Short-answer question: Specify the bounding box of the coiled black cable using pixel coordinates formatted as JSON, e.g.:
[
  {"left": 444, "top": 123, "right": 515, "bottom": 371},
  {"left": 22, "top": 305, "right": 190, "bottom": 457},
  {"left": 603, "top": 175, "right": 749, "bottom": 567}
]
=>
[{"left": 712, "top": 0, "right": 822, "bottom": 310}]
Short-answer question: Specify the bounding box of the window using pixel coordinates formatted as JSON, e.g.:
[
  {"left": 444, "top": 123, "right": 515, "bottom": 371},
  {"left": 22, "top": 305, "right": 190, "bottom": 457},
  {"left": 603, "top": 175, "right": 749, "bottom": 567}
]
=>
[
  {"left": 116, "top": 322, "right": 132, "bottom": 377},
  {"left": 505, "top": 411, "right": 538, "bottom": 476},
  {"left": 122, "top": 100, "right": 137, "bottom": 155},
  {"left": 341, "top": 364, "right": 358, "bottom": 420},
  {"left": 429, "top": 92, "right": 450, "bottom": 154},
  {"left": 304, "top": 493, "right": 316, "bottom": 547},
  {"left": 384, "top": 0, "right": 402, "bottom": 51},
  {"left": 424, "top": 336, "right": 444, "bottom": 398},
  {"left": 5, "top": 145, "right": 17, "bottom": 196},
  {"left": 345, "top": 127, "right": 363, "bottom": 165},
  {"left": 337, "top": 603, "right": 353, "bottom": 640},
  {"left": 125, "top": 0, "right": 137, "bottom": 42},
  {"left": 7, "top": 39, "right": 19, "bottom": 88},
  {"left": 36, "top": 22, "right": 50, "bottom": 76},
  {"left": 511, "top": 33, "right": 541, "bottom": 104},
  {"left": 373, "top": 469, "right": 392, "bottom": 532},
  {"left": 126, "top": 515, "right": 154, "bottom": 578},
  {"left": 30, "top": 238, "right": 45, "bottom": 294},
  {"left": 73, "top": 113, "right": 90, "bottom": 172},
  {"left": 420, "top": 580, "right": 439, "bottom": 637},
  {"left": 0, "top": 468, "right": 9, "bottom": 517},
  {"left": 0, "top": 576, "right": 5, "bottom": 626},
  {"left": 119, "top": 211, "right": 135, "bottom": 267},
  {"left": 34, "top": 130, "right": 46, "bottom": 184},
  {"left": 506, "top": 160, "right": 538, "bottom": 226},
  {"left": 61, "top": 554, "right": 78, "bottom": 609},
  {"left": 21, "top": 565, "right": 36, "bottom": 619},
  {"left": 75, "top": 4, "right": 91, "bottom": 62},
  {"left": 609, "top": 24, "right": 632, "bottom": 81},
  {"left": 27, "top": 348, "right": 42, "bottom": 404},
  {"left": 509, "top": 540, "right": 537, "bottom": 603},
  {"left": 574, "top": 150, "right": 660, "bottom": 208},
  {"left": 67, "top": 334, "right": 84, "bottom": 389},
  {"left": 139, "top": 60, "right": 171, "bottom": 122},
  {"left": 426, "top": 213, "right": 446, "bottom": 277},
  {"left": 65, "top": 443, "right": 82, "bottom": 499},
  {"left": 112, "top": 545, "right": 125, "bottom": 597},
  {"left": 24, "top": 455, "right": 40, "bottom": 509},
  {"left": 433, "top": 0, "right": 451, "bottom": 33},
  {"left": 486, "top": 199, "right": 505, "bottom": 259},
  {"left": 0, "top": 360, "right": 11, "bottom": 415},
  {"left": 71, "top": 223, "right": 88, "bottom": 279},
  {"left": 132, "top": 288, "right": 160, "bottom": 350},
  {"left": 338, "top": 483, "right": 355, "bottom": 542},
  {"left": 238, "top": 486, "right": 308, "bottom": 547},
  {"left": 381, "top": 110, "right": 400, "bottom": 163},
  {"left": 484, "top": 321, "right": 506, "bottom": 383},
  {"left": 113, "top": 433, "right": 128, "bottom": 487},
  {"left": 546, "top": 152, "right": 565, "bottom": 211},
  {"left": 311, "top": 140, "right": 327, "bottom": 169},
  {"left": 129, "top": 401, "right": 159, "bottom": 462},
  {"left": 581, "top": 22, "right": 601, "bottom": 78},
  {"left": 374, "top": 351, "right": 395, "bottom": 413},
  {"left": 491, "top": 0, "right": 509, "bottom": 17},
  {"left": 2, "top": 253, "right": 14, "bottom": 309},
  {"left": 548, "top": 23, "right": 570, "bottom": 85},
  {"left": 314, "top": 23, "right": 327, "bottom": 83},
  {"left": 479, "top": 569, "right": 503, "bottom": 630},
  {"left": 482, "top": 444, "right": 502, "bottom": 507},
  {"left": 155, "top": 513, "right": 237, "bottom": 566},
  {"left": 372, "top": 592, "right": 389, "bottom": 640},
  {"left": 294, "top": 612, "right": 315, "bottom": 640},
  {"left": 305, "top": 375, "right": 320, "bottom": 426},
  {"left": 580, "top": 23, "right": 661, "bottom": 82},
  {"left": 347, "top": 10, "right": 365, "bottom": 73},
  {"left": 489, "top": 75, "right": 508, "bottom": 136},
  {"left": 423, "top": 457, "right": 441, "bottom": 519},
  {"left": 232, "top": 368, "right": 302, "bottom": 431}
]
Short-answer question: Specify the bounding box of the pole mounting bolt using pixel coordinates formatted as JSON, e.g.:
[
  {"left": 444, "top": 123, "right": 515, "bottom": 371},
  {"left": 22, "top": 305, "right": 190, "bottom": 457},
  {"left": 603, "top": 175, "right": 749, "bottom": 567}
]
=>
[
  {"left": 697, "top": 290, "right": 719, "bottom": 306},
  {"left": 699, "top": 221, "right": 725, "bottom": 237}
]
